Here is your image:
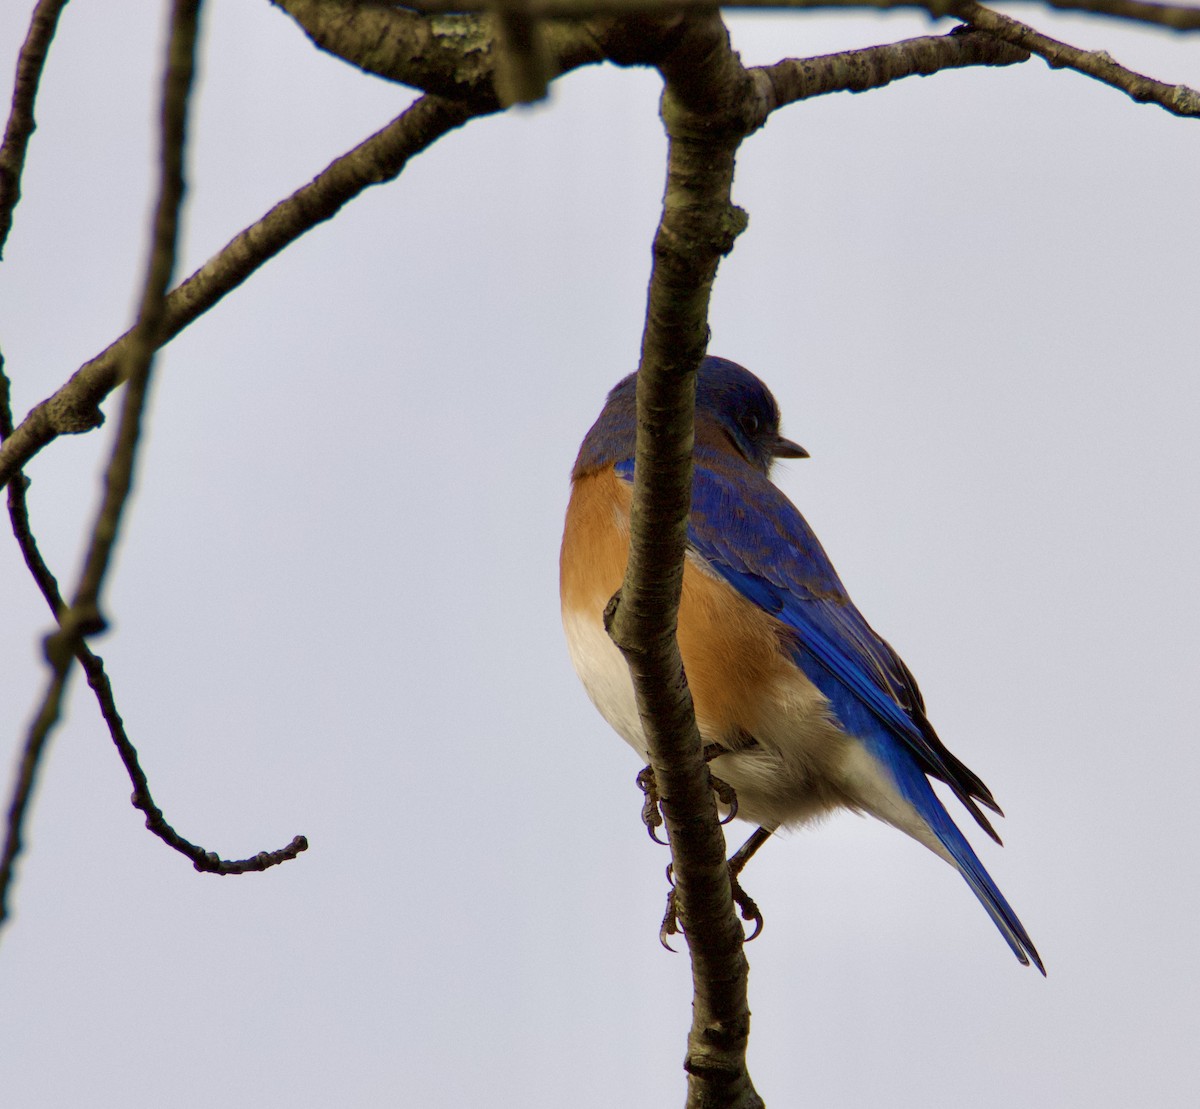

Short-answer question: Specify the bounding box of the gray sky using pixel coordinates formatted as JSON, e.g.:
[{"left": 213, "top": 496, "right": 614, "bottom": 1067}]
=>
[{"left": 2, "top": 3, "right": 1198, "bottom": 1106}]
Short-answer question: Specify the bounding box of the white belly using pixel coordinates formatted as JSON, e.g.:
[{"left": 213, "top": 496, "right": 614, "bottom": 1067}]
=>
[
  {"left": 561, "top": 601, "right": 944, "bottom": 852},
  {"left": 562, "top": 606, "right": 649, "bottom": 760}
]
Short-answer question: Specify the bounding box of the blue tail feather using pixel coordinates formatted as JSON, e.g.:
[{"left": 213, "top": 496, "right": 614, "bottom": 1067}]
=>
[
  {"left": 869, "top": 733, "right": 1045, "bottom": 975},
  {"left": 793, "top": 641, "right": 1044, "bottom": 973}
]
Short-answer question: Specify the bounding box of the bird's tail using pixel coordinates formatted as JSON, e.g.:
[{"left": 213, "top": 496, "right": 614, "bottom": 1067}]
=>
[{"left": 879, "top": 740, "right": 1045, "bottom": 975}]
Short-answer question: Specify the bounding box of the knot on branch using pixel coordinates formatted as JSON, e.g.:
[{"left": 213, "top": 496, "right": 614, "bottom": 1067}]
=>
[
  {"left": 46, "top": 397, "right": 105, "bottom": 435},
  {"left": 717, "top": 205, "right": 749, "bottom": 256},
  {"left": 1169, "top": 83, "right": 1200, "bottom": 114},
  {"left": 697, "top": 1013, "right": 754, "bottom": 1052}
]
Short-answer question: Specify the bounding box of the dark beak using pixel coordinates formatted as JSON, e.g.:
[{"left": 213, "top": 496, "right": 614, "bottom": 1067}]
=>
[{"left": 772, "top": 435, "right": 809, "bottom": 459}]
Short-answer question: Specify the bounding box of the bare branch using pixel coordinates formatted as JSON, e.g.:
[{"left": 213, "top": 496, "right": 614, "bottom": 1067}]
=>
[
  {"left": 953, "top": 1, "right": 1200, "bottom": 116},
  {"left": 270, "top": 0, "right": 503, "bottom": 104},
  {"left": 0, "top": 94, "right": 480, "bottom": 493},
  {"left": 754, "top": 27, "right": 1028, "bottom": 119},
  {"left": 605, "top": 12, "right": 765, "bottom": 1107},
  {"left": 0, "top": 0, "right": 203, "bottom": 936},
  {"left": 0, "top": 0, "right": 70, "bottom": 258},
  {"left": 269, "top": 0, "right": 648, "bottom": 103}
]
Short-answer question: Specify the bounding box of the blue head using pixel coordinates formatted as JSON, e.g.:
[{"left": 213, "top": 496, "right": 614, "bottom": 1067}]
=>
[{"left": 573, "top": 356, "right": 807, "bottom": 477}]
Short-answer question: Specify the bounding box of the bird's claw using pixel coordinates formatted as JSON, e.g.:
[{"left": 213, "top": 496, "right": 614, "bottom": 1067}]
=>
[
  {"left": 657, "top": 858, "right": 764, "bottom": 949},
  {"left": 731, "top": 871, "right": 764, "bottom": 942},
  {"left": 638, "top": 752, "right": 741, "bottom": 841},
  {"left": 699, "top": 742, "right": 739, "bottom": 824},
  {"left": 709, "top": 769, "right": 738, "bottom": 825},
  {"left": 659, "top": 888, "right": 680, "bottom": 951},
  {"left": 636, "top": 766, "right": 667, "bottom": 844}
]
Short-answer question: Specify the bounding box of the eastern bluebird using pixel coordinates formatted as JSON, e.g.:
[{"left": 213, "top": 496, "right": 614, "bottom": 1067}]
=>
[{"left": 560, "top": 356, "right": 1043, "bottom": 972}]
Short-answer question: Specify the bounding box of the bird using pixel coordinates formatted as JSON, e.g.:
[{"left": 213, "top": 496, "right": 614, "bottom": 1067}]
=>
[{"left": 559, "top": 355, "right": 1043, "bottom": 973}]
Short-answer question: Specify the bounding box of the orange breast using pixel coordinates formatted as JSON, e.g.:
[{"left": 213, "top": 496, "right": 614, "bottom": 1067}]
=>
[{"left": 560, "top": 468, "right": 796, "bottom": 744}]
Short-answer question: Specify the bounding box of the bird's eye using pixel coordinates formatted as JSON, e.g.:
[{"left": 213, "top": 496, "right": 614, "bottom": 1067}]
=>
[{"left": 740, "top": 413, "right": 760, "bottom": 436}]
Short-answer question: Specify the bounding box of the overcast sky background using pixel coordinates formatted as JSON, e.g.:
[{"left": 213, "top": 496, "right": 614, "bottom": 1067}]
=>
[{"left": 1, "top": 3, "right": 1198, "bottom": 1106}]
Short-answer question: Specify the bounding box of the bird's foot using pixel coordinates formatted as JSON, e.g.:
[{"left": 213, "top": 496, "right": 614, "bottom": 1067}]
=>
[
  {"left": 636, "top": 748, "right": 739, "bottom": 845},
  {"left": 658, "top": 856, "right": 765, "bottom": 951}
]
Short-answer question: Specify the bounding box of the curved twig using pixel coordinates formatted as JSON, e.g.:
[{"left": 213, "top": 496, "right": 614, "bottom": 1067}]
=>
[{"left": 1, "top": 362, "right": 307, "bottom": 884}]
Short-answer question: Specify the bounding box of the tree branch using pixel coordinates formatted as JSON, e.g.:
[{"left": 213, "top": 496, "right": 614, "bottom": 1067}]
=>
[
  {"left": 270, "top": 0, "right": 504, "bottom": 105},
  {"left": 952, "top": 1, "right": 1200, "bottom": 116},
  {"left": 753, "top": 26, "right": 1028, "bottom": 119},
  {"left": 604, "top": 12, "right": 765, "bottom": 1107},
  {"left": 0, "top": 13, "right": 1039, "bottom": 498},
  {"left": 0, "top": 0, "right": 70, "bottom": 258},
  {"left": 0, "top": 0, "right": 203, "bottom": 936},
  {"left": 268, "top": 0, "right": 670, "bottom": 104}
]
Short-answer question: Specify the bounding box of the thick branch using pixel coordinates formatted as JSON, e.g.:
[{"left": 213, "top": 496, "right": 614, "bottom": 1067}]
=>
[
  {"left": 285, "top": 0, "right": 1193, "bottom": 125},
  {"left": 0, "top": 94, "right": 478, "bottom": 493},
  {"left": 953, "top": 1, "right": 1200, "bottom": 115},
  {"left": 606, "top": 13, "right": 763, "bottom": 1108},
  {"left": 269, "top": 0, "right": 685, "bottom": 102},
  {"left": 270, "top": 0, "right": 503, "bottom": 104},
  {"left": 0, "top": 0, "right": 70, "bottom": 258}
]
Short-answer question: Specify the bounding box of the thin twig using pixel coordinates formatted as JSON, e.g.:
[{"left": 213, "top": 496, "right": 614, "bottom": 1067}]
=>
[
  {"left": 0, "top": 0, "right": 70, "bottom": 258},
  {"left": 2, "top": 359, "right": 307, "bottom": 880},
  {"left": 50, "top": 0, "right": 201, "bottom": 649},
  {"left": 952, "top": 1, "right": 1200, "bottom": 116},
  {"left": 0, "top": 0, "right": 203, "bottom": 935},
  {"left": 753, "top": 27, "right": 1028, "bottom": 120}
]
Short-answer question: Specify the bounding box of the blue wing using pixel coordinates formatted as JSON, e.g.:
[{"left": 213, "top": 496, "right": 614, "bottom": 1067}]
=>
[
  {"left": 615, "top": 453, "right": 1044, "bottom": 972},
  {"left": 618, "top": 452, "right": 999, "bottom": 826}
]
